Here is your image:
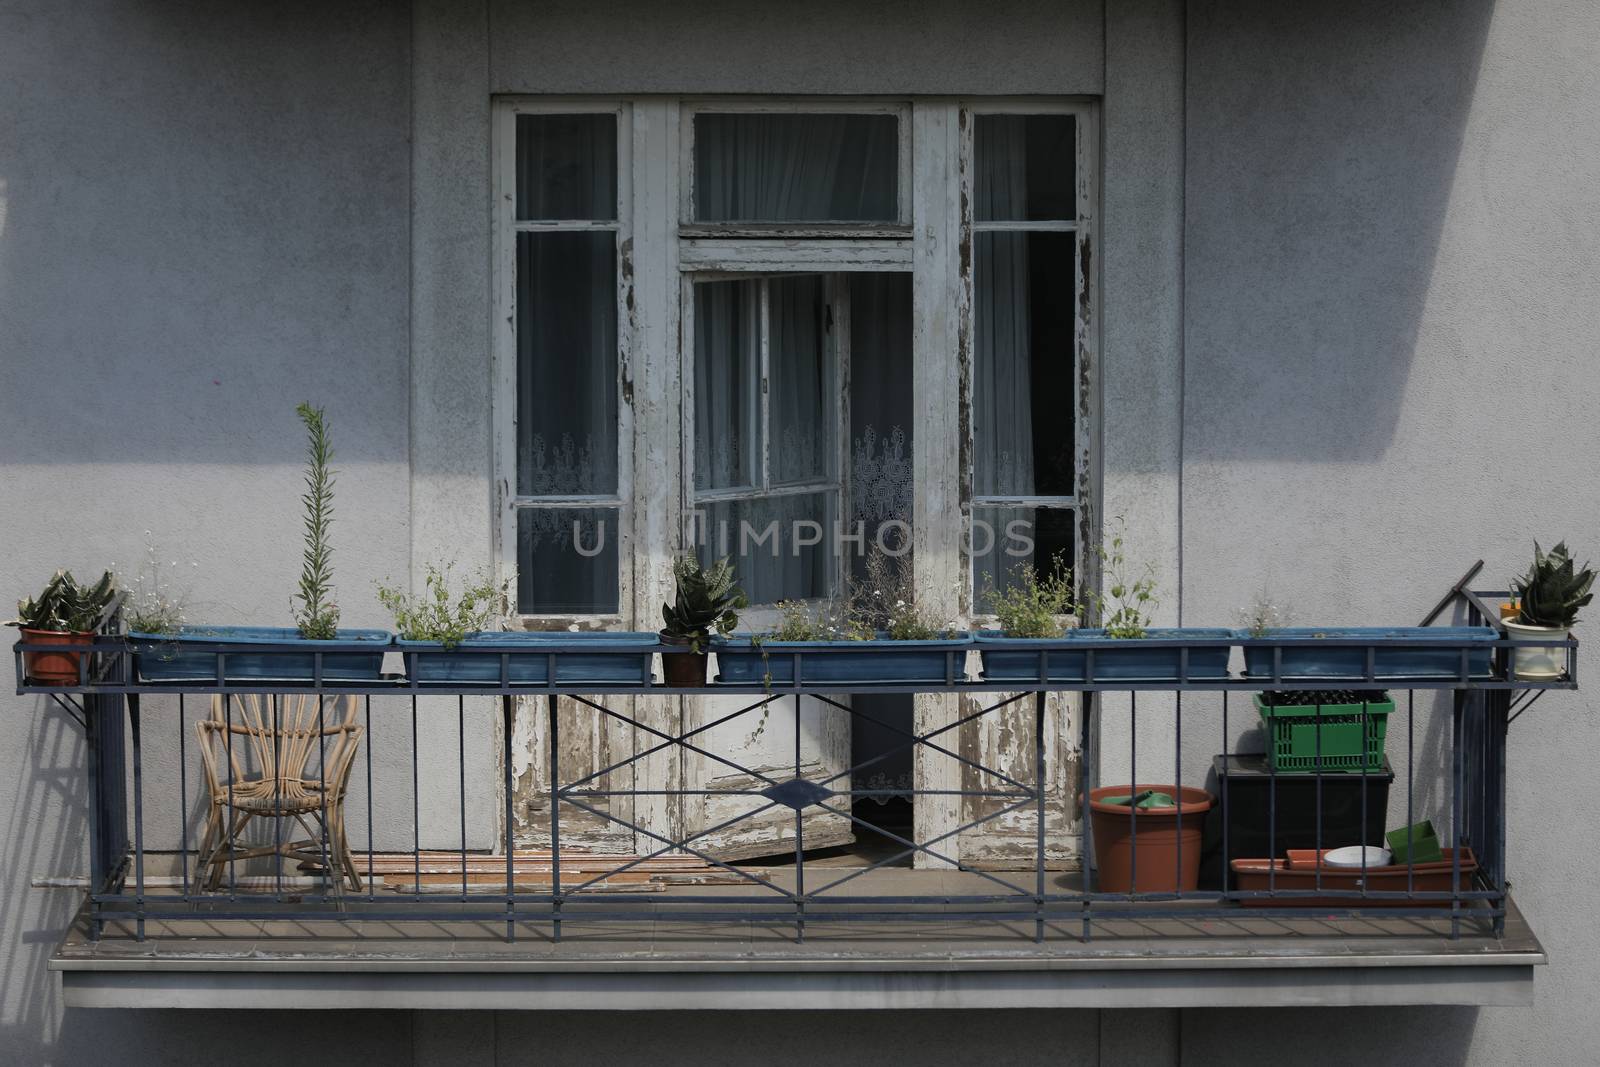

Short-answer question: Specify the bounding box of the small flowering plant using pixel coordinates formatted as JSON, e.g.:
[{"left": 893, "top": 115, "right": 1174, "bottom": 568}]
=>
[
  {"left": 1237, "top": 589, "right": 1294, "bottom": 638},
  {"left": 118, "top": 533, "right": 195, "bottom": 636}
]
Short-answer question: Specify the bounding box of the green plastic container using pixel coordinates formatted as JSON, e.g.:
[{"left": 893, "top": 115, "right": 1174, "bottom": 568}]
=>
[
  {"left": 1386, "top": 820, "right": 1444, "bottom": 864},
  {"left": 1255, "top": 693, "right": 1395, "bottom": 773}
]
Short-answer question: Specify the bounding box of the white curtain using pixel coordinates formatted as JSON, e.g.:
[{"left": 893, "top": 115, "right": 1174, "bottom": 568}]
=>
[{"left": 694, "top": 113, "right": 897, "bottom": 222}]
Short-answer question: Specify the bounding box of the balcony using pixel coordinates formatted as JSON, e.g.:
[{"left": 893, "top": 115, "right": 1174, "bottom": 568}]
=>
[{"left": 18, "top": 586, "right": 1574, "bottom": 1011}]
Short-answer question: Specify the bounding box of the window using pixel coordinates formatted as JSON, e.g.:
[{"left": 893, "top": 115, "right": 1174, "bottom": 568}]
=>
[
  {"left": 501, "top": 108, "right": 627, "bottom": 617},
  {"left": 968, "top": 111, "right": 1084, "bottom": 612},
  {"left": 495, "top": 100, "right": 1092, "bottom": 622}
]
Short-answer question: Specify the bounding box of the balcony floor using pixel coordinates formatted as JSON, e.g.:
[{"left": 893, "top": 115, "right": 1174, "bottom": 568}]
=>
[{"left": 52, "top": 868, "right": 1543, "bottom": 1011}]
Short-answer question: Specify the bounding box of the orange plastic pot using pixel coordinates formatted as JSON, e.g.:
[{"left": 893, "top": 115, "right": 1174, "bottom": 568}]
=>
[
  {"left": 1088, "top": 784, "right": 1213, "bottom": 894},
  {"left": 18, "top": 628, "right": 94, "bottom": 686}
]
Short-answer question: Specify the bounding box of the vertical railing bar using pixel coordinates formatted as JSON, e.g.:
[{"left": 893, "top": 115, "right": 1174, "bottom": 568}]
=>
[
  {"left": 1221, "top": 690, "right": 1230, "bottom": 901},
  {"left": 412, "top": 695, "right": 421, "bottom": 903},
  {"left": 1406, "top": 690, "right": 1415, "bottom": 898},
  {"left": 1129, "top": 691, "right": 1137, "bottom": 896},
  {"left": 273, "top": 694, "right": 283, "bottom": 901},
  {"left": 1267, "top": 690, "right": 1277, "bottom": 896},
  {"left": 1173, "top": 688, "right": 1183, "bottom": 900},
  {"left": 503, "top": 694, "right": 517, "bottom": 943},
  {"left": 1080, "top": 689, "right": 1095, "bottom": 942},
  {"left": 1359, "top": 694, "right": 1370, "bottom": 892},
  {"left": 1035, "top": 689, "right": 1047, "bottom": 942},
  {"left": 1314, "top": 697, "right": 1323, "bottom": 894},
  {"left": 178, "top": 693, "right": 190, "bottom": 900},
  {"left": 794, "top": 692, "right": 805, "bottom": 943},
  {"left": 224, "top": 689, "right": 237, "bottom": 900},
  {"left": 459, "top": 694, "right": 468, "bottom": 903},
  {"left": 316, "top": 692, "right": 333, "bottom": 899},
  {"left": 365, "top": 695, "right": 374, "bottom": 902},
  {"left": 129, "top": 693, "right": 146, "bottom": 941},
  {"left": 1451, "top": 690, "right": 1463, "bottom": 940},
  {"left": 548, "top": 692, "right": 562, "bottom": 942}
]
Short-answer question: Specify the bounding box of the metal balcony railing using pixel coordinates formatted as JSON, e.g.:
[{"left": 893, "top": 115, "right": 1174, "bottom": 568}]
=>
[{"left": 14, "top": 578, "right": 1576, "bottom": 950}]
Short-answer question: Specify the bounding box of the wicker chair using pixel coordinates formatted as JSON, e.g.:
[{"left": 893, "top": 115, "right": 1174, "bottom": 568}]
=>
[{"left": 194, "top": 693, "right": 365, "bottom": 892}]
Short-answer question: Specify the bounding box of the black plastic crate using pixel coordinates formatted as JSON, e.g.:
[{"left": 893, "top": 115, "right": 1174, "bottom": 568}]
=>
[{"left": 1198, "top": 752, "right": 1394, "bottom": 891}]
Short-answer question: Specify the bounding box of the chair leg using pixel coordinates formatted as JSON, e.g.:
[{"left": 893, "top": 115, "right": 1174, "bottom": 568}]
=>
[
  {"left": 331, "top": 802, "right": 362, "bottom": 892},
  {"left": 204, "top": 811, "right": 253, "bottom": 891},
  {"left": 193, "top": 805, "right": 222, "bottom": 889}
]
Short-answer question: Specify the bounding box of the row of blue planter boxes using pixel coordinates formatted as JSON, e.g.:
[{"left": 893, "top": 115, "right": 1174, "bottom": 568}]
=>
[{"left": 123, "top": 626, "right": 1502, "bottom": 686}]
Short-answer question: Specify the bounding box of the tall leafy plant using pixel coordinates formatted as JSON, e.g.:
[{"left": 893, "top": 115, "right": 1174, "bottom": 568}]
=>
[
  {"left": 1082, "top": 517, "right": 1159, "bottom": 639},
  {"left": 293, "top": 402, "right": 339, "bottom": 639}
]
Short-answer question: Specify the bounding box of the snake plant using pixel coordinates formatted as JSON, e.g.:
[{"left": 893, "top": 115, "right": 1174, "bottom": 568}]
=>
[{"left": 661, "top": 555, "right": 746, "bottom": 653}]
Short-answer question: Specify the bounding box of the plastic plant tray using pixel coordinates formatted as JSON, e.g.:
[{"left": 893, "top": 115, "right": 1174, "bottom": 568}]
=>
[
  {"left": 1240, "top": 626, "right": 1499, "bottom": 680},
  {"left": 129, "top": 626, "right": 391, "bottom": 682},
  {"left": 396, "top": 632, "right": 660, "bottom": 685},
  {"left": 715, "top": 634, "right": 973, "bottom": 685},
  {"left": 976, "top": 628, "right": 1233, "bottom": 683}
]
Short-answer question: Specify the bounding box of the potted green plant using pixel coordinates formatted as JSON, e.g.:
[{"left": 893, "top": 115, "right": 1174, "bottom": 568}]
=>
[
  {"left": 716, "top": 552, "right": 971, "bottom": 685},
  {"left": 128, "top": 403, "right": 389, "bottom": 682},
  {"left": 8, "top": 570, "right": 117, "bottom": 685},
  {"left": 1504, "top": 540, "right": 1593, "bottom": 680},
  {"left": 1070, "top": 523, "right": 1231, "bottom": 681},
  {"left": 660, "top": 555, "right": 746, "bottom": 686},
  {"left": 383, "top": 564, "right": 659, "bottom": 685},
  {"left": 974, "top": 555, "right": 1079, "bottom": 683}
]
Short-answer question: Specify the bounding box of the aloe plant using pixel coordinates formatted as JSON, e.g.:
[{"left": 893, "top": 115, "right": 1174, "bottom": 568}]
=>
[
  {"left": 8, "top": 570, "right": 117, "bottom": 633},
  {"left": 661, "top": 555, "right": 746, "bottom": 653},
  {"left": 1513, "top": 541, "right": 1594, "bottom": 629}
]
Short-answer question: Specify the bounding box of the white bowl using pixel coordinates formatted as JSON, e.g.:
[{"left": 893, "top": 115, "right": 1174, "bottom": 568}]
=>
[{"left": 1322, "top": 845, "right": 1392, "bottom": 868}]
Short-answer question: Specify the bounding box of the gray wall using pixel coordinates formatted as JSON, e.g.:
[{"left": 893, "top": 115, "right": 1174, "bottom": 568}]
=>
[{"left": 2, "top": 0, "right": 1598, "bottom": 1063}]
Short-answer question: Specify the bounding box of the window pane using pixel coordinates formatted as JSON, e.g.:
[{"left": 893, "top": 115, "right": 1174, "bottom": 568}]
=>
[
  {"left": 694, "top": 113, "right": 898, "bottom": 222},
  {"left": 769, "top": 276, "right": 832, "bottom": 485},
  {"left": 516, "top": 113, "right": 617, "bottom": 221},
  {"left": 695, "top": 493, "right": 833, "bottom": 606},
  {"left": 972, "top": 506, "right": 1076, "bottom": 615},
  {"left": 518, "top": 508, "right": 620, "bottom": 614},
  {"left": 974, "top": 114, "right": 1076, "bottom": 223},
  {"left": 516, "top": 232, "right": 617, "bottom": 496},
  {"left": 694, "top": 280, "right": 760, "bottom": 492},
  {"left": 973, "top": 232, "right": 1076, "bottom": 497}
]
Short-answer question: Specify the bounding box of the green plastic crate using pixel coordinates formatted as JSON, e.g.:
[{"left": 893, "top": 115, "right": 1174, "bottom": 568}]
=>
[{"left": 1254, "top": 693, "right": 1395, "bottom": 773}]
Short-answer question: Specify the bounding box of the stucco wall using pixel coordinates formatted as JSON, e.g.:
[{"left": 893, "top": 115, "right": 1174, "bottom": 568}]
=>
[{"left": 2, "top": 0, "right": 1598, "bottom": 1063}]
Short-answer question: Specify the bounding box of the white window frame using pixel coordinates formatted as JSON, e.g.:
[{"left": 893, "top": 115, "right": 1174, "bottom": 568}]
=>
[
  {"left": 680, "top": 271, "right": 852, "bottom": 610},
  {"left": 678, "top": 98, "right": 913, "bottom": 236},
  {"left": 491, "top": 96, "right": 1096, "bottom": 624},
  {"left": 961, "top": 99, "right": 1097, "bottom": 614},
  {"left": 492, "top": 99, "right": 635, "bottom": 626}
]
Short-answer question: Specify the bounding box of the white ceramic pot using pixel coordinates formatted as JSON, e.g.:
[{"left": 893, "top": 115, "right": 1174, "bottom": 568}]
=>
[{"left": 1502, "top": 619, "right": 1569, "bottom": 679}]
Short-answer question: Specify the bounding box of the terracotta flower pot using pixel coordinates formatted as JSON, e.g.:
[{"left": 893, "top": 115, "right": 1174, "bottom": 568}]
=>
[
  {"left": 1088, "top": 784, "right": 1213, "bottom": 894},
  {"left": 658, "top": 632, "right": 708, "bottom": 687},
  {"left": 18, "top": 627, "right": 94, "bottom": 686}
]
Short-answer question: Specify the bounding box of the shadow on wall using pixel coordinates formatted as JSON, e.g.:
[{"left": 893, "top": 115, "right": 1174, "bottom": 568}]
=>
[
  {"left": 1181, "top": 0, "right": 1497, "bottom": 463},
  {"left": 0, "top": 0, "right": 409, "bottom": 469},
  {"left": 1181, "top": 1005, "right": 1480, "bottom": 1064}
]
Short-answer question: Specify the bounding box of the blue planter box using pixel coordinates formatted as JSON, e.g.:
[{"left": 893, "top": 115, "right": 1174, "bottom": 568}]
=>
[
  {"left": 130, "top": 626, "right": 391, "bottom": 682},
  {"left": 716, "top": 634, "right": 973, "bottom": 685},
  {"left": 1239, "top": 627, "right": 1499, "bottom": 681},
  {"left": 397, "top": 632, "right": 660, "bottom": 685},
  {"left": 978, "top": 628, "right": 1234, "bottom": 683}
]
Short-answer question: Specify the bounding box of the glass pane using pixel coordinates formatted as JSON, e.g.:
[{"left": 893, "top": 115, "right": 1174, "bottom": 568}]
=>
[
  {"left": 974, "top": 114, "right": 1075, "bottom": 222},
  {"left": 516, "top": 232, "right": 617, "bottom": 496},
  {"left": 694, "top": 280, "right": 760, "bottom": 492},
  {"left": 516, "top": 113, "right": 617, "bottom": 221},
  {"left": 769, "top": 276, "right": 832, "bottom": 485},
  {"left": 972, "top": 506, "right": 1076, "bottom": 615},
  {"left": 694, "top": 113, "right": 898, "bottom": 222},
  {"left": 847, "top": 272, "right": 914, "bottom": 565},
  {"left": 694, "top": 493, "right": 833, "bottom": 606},
  {"left": 518, "top": 508, "right": 620, "bottom": 614},
  {"left": 973, "top": 232, "right": 1076, "bottom": 497}
]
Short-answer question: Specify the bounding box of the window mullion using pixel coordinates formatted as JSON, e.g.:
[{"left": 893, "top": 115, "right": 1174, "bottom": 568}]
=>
[{"left": 759, "top": 278, "right": 772, "bottom": 493}]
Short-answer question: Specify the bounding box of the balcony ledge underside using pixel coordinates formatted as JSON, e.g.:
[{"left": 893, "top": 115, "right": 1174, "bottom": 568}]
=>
[{"left": 52, "top": 900, "right": 1544, "bottom": 1011}]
